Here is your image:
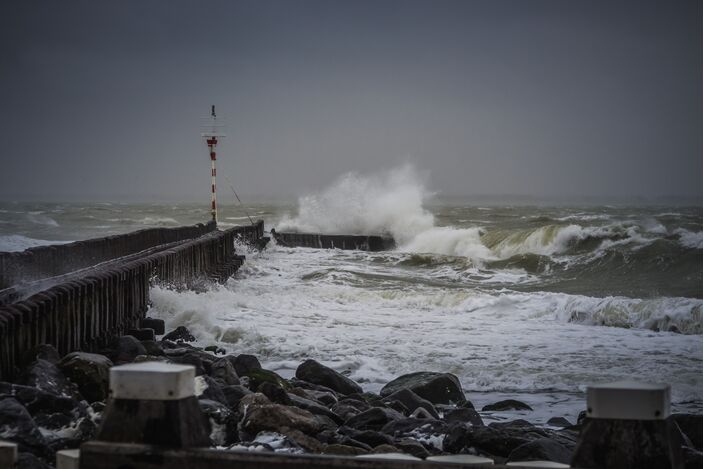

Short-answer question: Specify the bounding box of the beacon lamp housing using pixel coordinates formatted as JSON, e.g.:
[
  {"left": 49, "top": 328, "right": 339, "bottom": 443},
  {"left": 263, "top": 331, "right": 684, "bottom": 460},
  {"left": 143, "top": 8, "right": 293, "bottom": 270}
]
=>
[{"left": 586, "top": 381, "right": 670, "bottom": 420}]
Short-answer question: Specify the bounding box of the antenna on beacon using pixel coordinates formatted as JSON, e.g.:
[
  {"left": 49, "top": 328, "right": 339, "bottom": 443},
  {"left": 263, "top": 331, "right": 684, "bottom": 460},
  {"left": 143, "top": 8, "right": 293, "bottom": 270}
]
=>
[{"left": 201, "top": 105, "right": 226, "bottom": 224}]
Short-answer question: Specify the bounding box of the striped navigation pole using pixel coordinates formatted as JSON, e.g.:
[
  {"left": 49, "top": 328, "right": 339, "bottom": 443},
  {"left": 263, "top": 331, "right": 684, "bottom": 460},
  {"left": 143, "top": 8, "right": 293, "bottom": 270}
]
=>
[{"left": 201, "top": 105, "right": 226, "bottom": 223}]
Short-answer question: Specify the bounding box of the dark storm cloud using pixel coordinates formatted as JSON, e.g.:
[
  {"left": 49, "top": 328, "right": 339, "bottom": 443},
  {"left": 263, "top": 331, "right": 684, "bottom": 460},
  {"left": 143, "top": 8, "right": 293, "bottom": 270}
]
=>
[{"left": 0, "top": 0, "right": 700, "bottom": 201}]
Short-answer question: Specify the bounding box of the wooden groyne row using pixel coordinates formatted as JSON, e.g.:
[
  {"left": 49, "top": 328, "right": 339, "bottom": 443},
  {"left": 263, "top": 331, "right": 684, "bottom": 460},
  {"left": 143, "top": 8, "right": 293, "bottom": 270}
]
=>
[
  {"left": 273, "top": 232, "right": 395, "bottom": 251},
  {"left": 0, "top": 221, "right": 219, "bottom": 290},
  {"left": 0, "top": 221, "right": 264, "bottom": 380}
]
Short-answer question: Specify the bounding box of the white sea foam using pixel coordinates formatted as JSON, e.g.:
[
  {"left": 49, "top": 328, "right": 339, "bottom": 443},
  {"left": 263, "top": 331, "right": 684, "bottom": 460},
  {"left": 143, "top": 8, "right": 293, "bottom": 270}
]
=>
[
  {"left": 0, "top": 235, "right": 71, "bottom": 252},
  {"left": 674, "top": 228, "right": 703, "bottom": 249},
  {"left": 148, "top": 244, "right": 703, "bottom": 412}
]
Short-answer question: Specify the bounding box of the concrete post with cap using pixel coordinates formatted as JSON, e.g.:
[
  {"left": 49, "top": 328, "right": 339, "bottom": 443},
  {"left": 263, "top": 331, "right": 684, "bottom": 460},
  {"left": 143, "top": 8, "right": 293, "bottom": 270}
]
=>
[
  {"left": 571, "top": 380, "right": 687, "bottom": 469},
  {"left": 93, "top": 361, "right": 209, "bottom": 447}
]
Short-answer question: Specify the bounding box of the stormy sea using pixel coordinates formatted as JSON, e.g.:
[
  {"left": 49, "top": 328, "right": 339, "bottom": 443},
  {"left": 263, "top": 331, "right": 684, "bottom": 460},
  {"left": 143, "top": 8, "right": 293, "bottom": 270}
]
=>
[{"left": 1, "top": 168, "right": 701, "bottom": 424}]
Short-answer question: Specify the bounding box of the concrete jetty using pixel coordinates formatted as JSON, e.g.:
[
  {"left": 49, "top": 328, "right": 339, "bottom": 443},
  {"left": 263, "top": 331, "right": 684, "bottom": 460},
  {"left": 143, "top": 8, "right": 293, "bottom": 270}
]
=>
[{"left": 272, "top": 231, "right": 395, "bottom": 251}]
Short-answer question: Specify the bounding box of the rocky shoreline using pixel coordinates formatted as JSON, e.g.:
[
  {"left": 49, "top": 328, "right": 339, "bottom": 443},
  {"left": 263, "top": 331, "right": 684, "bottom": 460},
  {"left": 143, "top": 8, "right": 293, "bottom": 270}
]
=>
[{"left": 0, "top": 325, "right": 701, "bottom": 468}]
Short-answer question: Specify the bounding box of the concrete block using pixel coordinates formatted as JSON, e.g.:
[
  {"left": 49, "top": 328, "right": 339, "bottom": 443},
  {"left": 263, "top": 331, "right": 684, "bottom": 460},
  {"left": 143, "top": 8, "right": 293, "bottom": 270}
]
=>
[
  {"left": 356, "top": 453, "right": 421, "bottom": 461},
  {"left": 110, "top": 362, "right": 195, "bottom": 400},
  {"left": 506, "top": 461, "right": 569, "bottom": 467},
  {"left": 427, "top": 454, "right": 495, "bottom": 464},
  {"left": 587, "top": 381, "right": 670, "bottom": 420},
  {"left": 0, "top": 441, "right": 17, "bottom": 468},
  {"left": 140, "top": 318, "right": 165, "bottom": 335},
  {"left": 56, "top": 449, "right": 80, "bottom": 469}
]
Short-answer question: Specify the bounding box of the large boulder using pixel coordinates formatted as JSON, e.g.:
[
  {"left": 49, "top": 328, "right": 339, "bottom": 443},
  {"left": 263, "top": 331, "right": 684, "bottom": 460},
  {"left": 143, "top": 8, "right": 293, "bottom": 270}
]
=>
[
  {"left": 287, "top": 393, "right": 342, "bottom": 423},
  {"left": 295, "top": 360, "right": 362, "bottom": 396},
  {"left": 507, "top": 437, "right": 573, "bottom": 464},
  {"left": 482, "top": 399, "right": 533, "bottom": 412},
  {"left": 109, "top": 335, "right": 147, "bottom": 364},
  {"left": 244, "top": 368, "right": 289, "bottom": 391},
  {"left": 221, "top": 385, "right": 253, "bottom": 409},
  {"left": 344, "top": 407, "right": 404, "bottom": 431},
  {"left": 210, "top": 357, "right": 240, "bottom": 386},
  {"left": 58, "top": 352, "right": 113, "bottom": 403},
  {"left": 240, "top": 403, "right": 321, "bottom": 436},
  {"left": 231, "top": 354, "right": 262, "bottom": 377},
  {"left": 162, "top": 325, "right": 195, "bottom": 342},
  {"left": 0, "top": 397, "right": 50, "bottom": 459},
  {"left": 380, "top": 372, "right": 465, "bottom": 405},
  {"left": 443, "top": 407, "right": 484, "bottom": 426},
  {"left": 199, "top": 399, "right": 239, "bottom": 446},
  {"left": 382, "top": 388, "right": 438, "bottom": 419},
  {"left": 17, "top": 359, "right": 82, "bottom": 401}
]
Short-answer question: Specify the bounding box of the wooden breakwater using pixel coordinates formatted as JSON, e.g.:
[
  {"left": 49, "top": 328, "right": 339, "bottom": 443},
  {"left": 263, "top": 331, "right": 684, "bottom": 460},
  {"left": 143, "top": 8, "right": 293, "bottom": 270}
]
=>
[
  {"left": 0, "top": 220, "right": 264, "bottom": 380},
  {"left": 0, "top": 221, "right": 219, "bottom": 290},
  {"left": 273, "top": 232, "right": 395, "bottom": 251}
]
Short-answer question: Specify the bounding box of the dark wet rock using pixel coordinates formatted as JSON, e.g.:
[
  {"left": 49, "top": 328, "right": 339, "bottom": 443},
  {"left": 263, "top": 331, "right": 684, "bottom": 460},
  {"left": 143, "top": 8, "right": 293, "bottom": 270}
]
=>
[
  {"left": 199, "top": 399, "right": 239, "bottom": 446},
  {"left": 221, "top": 385, "right": 252, "bottom": 409},
  {"left": 198, "top": 375, "right": 228, "bottom": 405},
  {"left": 442, "top": 422, "right": 472, "bottom": 453},
  {"left": 0, "top": 382, "right": 85, "bottom": 421},
  {"left": 140, "top": 317, "right": 165, "bottom": 335},
  {"left": 577, "top": 410, "right": 587, "bottom": 425},
  {"left": 289, "top": 378, "right": 339, "bottom": 396},
  {"left": 231, "top": 354, "right": 262, "bottom": 377},
  {"left": 109, "top": 335, "right": 148, "bottom": 364},
  {"left": 374, "top": 399, "right": 408, "bottom": 415},
  {"left": 240, "top": 403, "right": 321, "bottom": 436},
  {"left": 331, "top": 403, "right": 365, "bottom": 421},
  {"left": 17, "top": 452, "right": 53, "bottom": 469},
  {"left": 0, "top": 398, "right": 50, "bottom": 459},
  {"left": 281, "top": 428, "right": 325, "bottom": 452},
  {"left": 395, "top": 437, "right": 430, "bottom": 458},
  {"left": 313, "top": 415, "right": 340, "bottom": 433},
  {"left": 338, "top": 397, "right": 372, "bottom": 412},
  {"left": 308, "top": 390, "right": 338, "bottom": 407},
  {"left": 204, "top": 345, "right": 226, "bottom": 355},
  {"left": 244, "top": 369, "right": 289, "bottom": 392},
  {"left": 22, "top": 344, "right": 61, "bottom": 366},
  {"left": 372, "top": 443, "right": 401, "bottom": 454},
  {"left": 380, "top": 372, "right": 465, "bottom": 405},
  {"left": 287, "top": 393, "right": 341, "bottom": 423},
  {"left": 344, "top": 407, "right": 404, "bottom": 431},
  {"left": 383, "top": 388, "right": 439, "bottom": 419},
  {"left": 482, "top": 399, "right": 533, "bottom": 412},
  {"left": 672, "top": 414, "right": 702, "bottom": 451},
  {"left": 547, "top": 416, "right": 573, "bottom": 427},
  {"left": 17, "top": 359, "right": 82, "bottom": 401},
  {"left": 443, "top": 407, "right": 484, "bottom": 426},
  {"left": 322, "top": 443, "right": 369, "bottom": 456},
  {"left": 210, "top": 357, "right": 240, "bottom": 386},
  {"left": 315, "top": 429, "right": 338, "bottom": 444},
  {"left": 381, "top": 418, "right": 449, "bottom": 438},
  {"left": 295, "top": 359, "right": 363, "bottom": 396},
  {"left": 258, "top": 382, "right": 292, "bottom": 405},
  {"left": 162, "top": 325, "right": 195, "bottom": 342},
  {"left": 58, "top": 352, "right": 112, "bottom": 403},
  {"left": 336, "top": 436, "right": 373, "bottom": 451},
  {"left": 338, "top": 427, "right": 395, "bottom": 448},
  {"left": 166, "top": 350, "right": 207, "bottom": 376},
  {"left": 126, "top": 328, "right": 155, "bottom": 342},
  {"left": 140, "top": 340, "right": 165, "bottom": 357},
  {"left": 507, "top": 437, "right": 573, "bottom": 464}
]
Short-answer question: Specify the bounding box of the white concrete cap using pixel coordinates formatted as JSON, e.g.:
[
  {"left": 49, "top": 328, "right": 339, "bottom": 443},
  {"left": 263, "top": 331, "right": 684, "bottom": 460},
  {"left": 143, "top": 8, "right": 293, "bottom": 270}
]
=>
[
  {"left": 56, "top": 449, "right": 80, "bottom": 469},
  {"left": 506, "top": 461, "right": 570, "bottom": 467},
  {"left": 587, "top": 381, "right": 670, "bottom": 420},
  {"left": 0, "top": 441, "right": 18, "bottom": 467},
  {"left": 357, "top": 453, "right": 421, "bottom": 461},
  {"left": 427, "top": 454, "right": 495, "bottom": 464},
  {"left": 109, "top": 362, "right": 195, "bottom": 400}
]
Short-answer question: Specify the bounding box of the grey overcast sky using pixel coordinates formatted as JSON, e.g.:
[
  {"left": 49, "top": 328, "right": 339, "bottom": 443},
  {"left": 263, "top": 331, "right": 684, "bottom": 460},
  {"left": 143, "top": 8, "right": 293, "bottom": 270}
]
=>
[{"left": 0, "top": 0, "right": 701, "bottom": 202}]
